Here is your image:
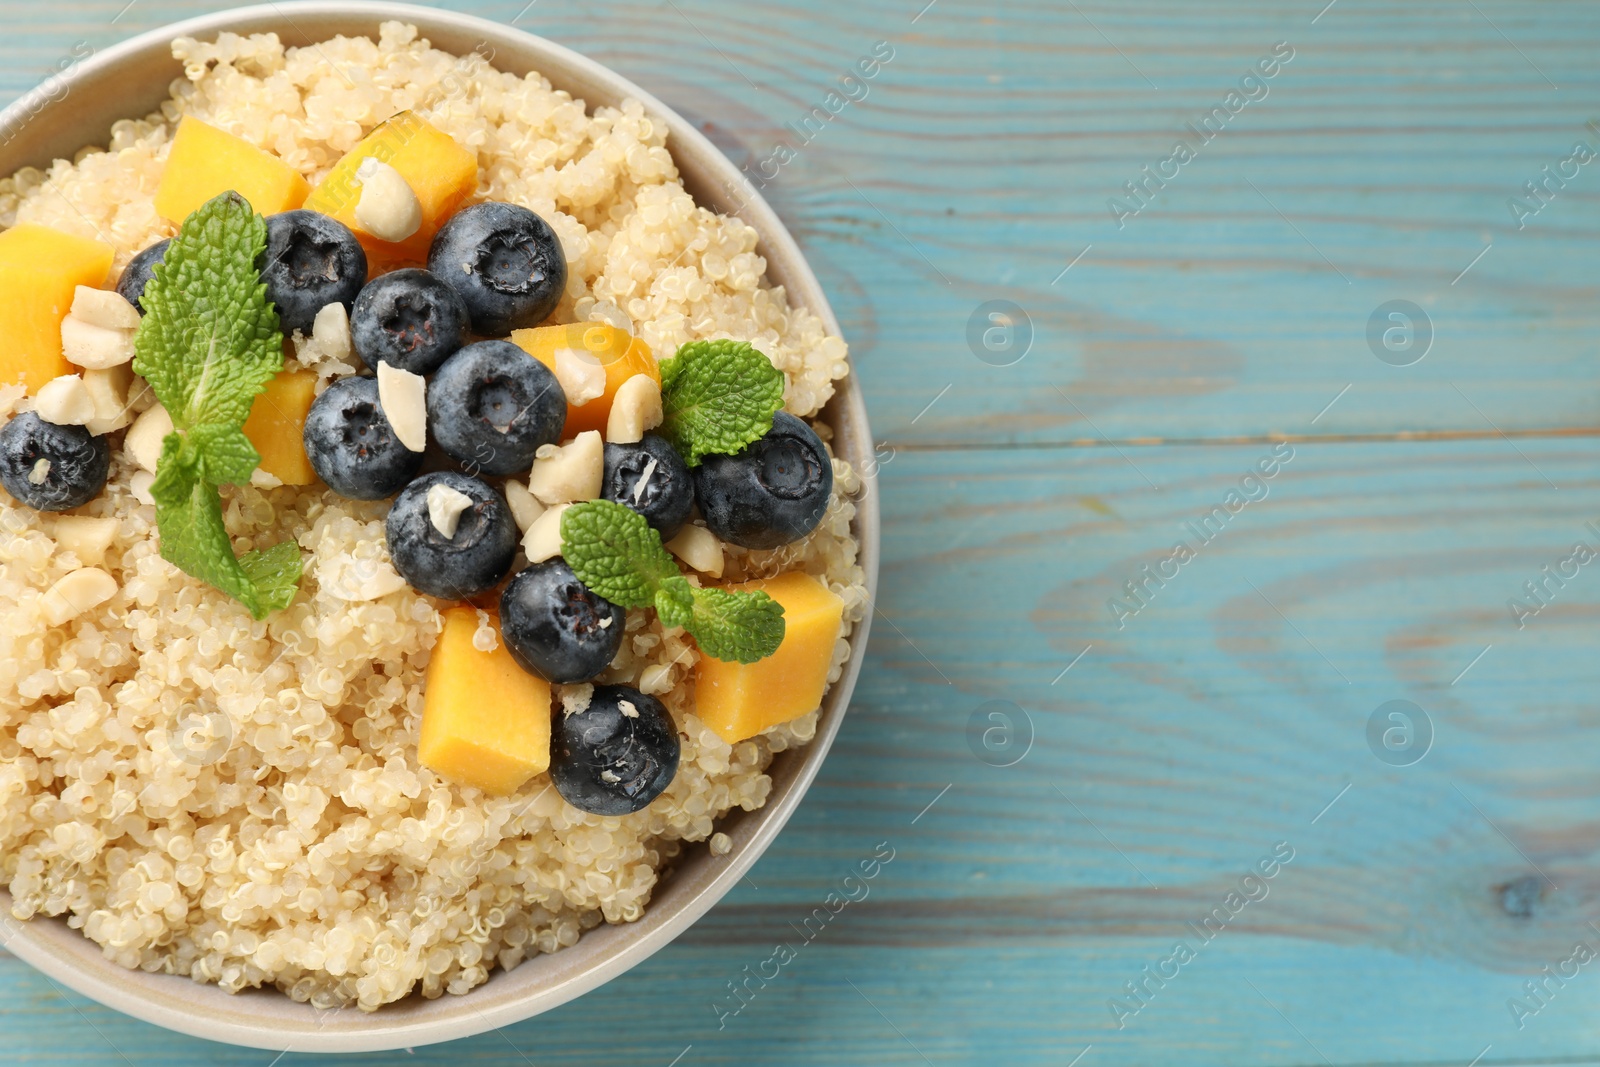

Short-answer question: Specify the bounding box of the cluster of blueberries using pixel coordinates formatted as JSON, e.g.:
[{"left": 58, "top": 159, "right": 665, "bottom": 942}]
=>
[{"left": 12, "top": 197, "right": 833, "bottom": 816}]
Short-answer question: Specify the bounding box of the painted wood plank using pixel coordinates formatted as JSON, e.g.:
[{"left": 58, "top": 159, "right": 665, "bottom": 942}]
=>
[{"left": 4, "top": 440, "right": 1600, "bottom": 1065}]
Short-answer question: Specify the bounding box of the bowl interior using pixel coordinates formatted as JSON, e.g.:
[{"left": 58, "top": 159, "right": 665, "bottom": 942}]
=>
[{"left": 0, "top": 2, "right": 877, "bottom": 1052}]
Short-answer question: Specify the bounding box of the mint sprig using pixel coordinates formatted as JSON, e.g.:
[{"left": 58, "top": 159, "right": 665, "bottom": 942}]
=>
[
  {"left": 132, "top": 191, "right": 302, "bottom": 619},
  {"left": 561, "top": 500, "right": 785, "bottom": 663},
  {"left": 657, "top": 339, "right": 785, "bottom": 467}
]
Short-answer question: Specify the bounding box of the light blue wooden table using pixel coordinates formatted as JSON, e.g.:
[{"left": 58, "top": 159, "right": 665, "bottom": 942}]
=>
[{"left": 5, "top": 1, "right": 1600, "bottom": 1064}]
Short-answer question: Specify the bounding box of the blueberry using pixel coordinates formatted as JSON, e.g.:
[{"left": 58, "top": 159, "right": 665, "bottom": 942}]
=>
[
  {"left": 427, "top": 340, "right": 565, "bottom": 476},
  {"left": 385, "top": 471, "right": 518, "bottom": 599},
  {"left": 350, "top": 268, "right": 470, "bottom": 375},
  {"left": 302, "top": 375, "right": 422, "bottom": 500},
  {"left": 693, "top": 412, "right": 833, "bottom": 549},
  {"left": 428, "top": 202, "right": 567, "bottom": 335},
  {"left": 550, "top": 685, "right": 680, "bottom": 816},
  {"left": 115, "top": 238, "right": 170, "bottom": 313},
  {"left": 602, "top": 433, "right": 693, "bottom": 540},
  {"left": 499, "top": 561, "right": 625, "bottom": 684},
  {"left": 0, "top": 412, "right": 110, "bottom": 512},
  {"left": 260, "top": 210, "right": 368, "bottom": 334}
]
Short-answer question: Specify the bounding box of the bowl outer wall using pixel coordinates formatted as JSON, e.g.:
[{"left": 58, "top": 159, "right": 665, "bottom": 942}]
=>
[{"left": 0, "top": 2, "right": 879, "bottom": 1052}]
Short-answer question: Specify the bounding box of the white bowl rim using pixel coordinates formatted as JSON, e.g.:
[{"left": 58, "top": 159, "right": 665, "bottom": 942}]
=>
[{"left": 0, "top": 2, "right": 878, "bottom": 1052}]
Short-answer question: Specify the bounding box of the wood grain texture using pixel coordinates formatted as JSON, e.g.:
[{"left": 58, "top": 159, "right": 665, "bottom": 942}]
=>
[{"left": 5, "top": 1, "right": 1600, "bottom": 1065}]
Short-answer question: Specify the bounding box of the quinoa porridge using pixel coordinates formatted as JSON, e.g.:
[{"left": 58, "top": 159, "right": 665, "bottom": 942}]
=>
[{"left": 0, "top": 22, "right": 866, "bottom": 1012}]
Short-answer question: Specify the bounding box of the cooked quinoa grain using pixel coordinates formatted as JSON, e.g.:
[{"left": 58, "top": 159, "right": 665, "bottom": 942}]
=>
[{"left": 0, "top": 23, "right": 865, "bottom": 1011}]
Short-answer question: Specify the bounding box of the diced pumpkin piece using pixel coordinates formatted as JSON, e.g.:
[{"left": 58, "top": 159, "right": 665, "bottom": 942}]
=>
[
  {"left": 512, "top": 324, "right": 660, "bottom": 440},
  {"left": 693, "top": 572, "right": 845, "bottom": 744},
  {"left": 0, "top": 224, "right": 115, "bottom": 393},
  {"left": 154, "top": 117, "right": 310, "bottom": 223},
  {"left": 241, "top": 368, "right": 319, "bottom": 485},
  {"left": 419, "top": 608, "right": 553, "bottom": 796},
  {"left": 303, "top": 112, "right": 479, "bottom": 273}
]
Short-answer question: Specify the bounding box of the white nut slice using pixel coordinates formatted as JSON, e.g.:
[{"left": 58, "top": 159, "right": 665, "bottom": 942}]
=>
[
  {"left": 376, "top": 361, "right": 427, "bottom": 453},
  {"left": 54, "top": 515, "right": 119, "bottom": 568},
  {"left": 70, "top": 286, "right": 141, "bottom": 331},
  {"left": 354, "top": 158, "right": 423, "bottom": 243},
  {"left": 605, "top": 374, "right": 663, "bottom": 444},
  {"left": 521, "top": 503, "right": 571, "bottom": 563},
  {"left": 503, "top": 478, "right": 545, "bottom": 533},
  {"left": 553, "top": 347, "right": 606, "bottom": 406},
  {"left": 82, "top": 364, "right": 135, "bottom": 435},
  {"left": 40, "top": 567, "right": 118, "bottom": 626},
  {"left": 666, "top": 524, "right": 724, "bottom": 578},
  {"left": 129, "top": 470, "right": 156, "bottom": 506},
  {"left": 528, "top": 430, "right": 603, "bottom": 505},
  {"left": 61, "top": 316, "right": 135, "bottom": 370},
  {"left": 312, "top": 302, "right": 353, "bottom": 360},
  {"left": 125, "top": 404, "right": 173, "bottom": 473},
  {"left": 426, "top": 482, "right": 475, "bottom": 539},
  {"left": 34, "top": 375, "right": 95, "bottom": 426}
]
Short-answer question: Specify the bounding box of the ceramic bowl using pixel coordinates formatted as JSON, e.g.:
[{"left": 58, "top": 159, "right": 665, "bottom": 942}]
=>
[{"left": 0, "top": 2, "right": 877, "bottom": 1051}]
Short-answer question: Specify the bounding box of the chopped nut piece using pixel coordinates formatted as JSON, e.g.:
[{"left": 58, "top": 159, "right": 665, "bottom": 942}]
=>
[
  {"left": 40, "top": 567, "right": 117, "bottom": 625},
  {"left": 426, "top": 481, "right": 475, "bottom": 538},
  {"left": 605, "top": 374, "right": 663, "bottom": 444},
  {"left": 521, "top": 503, "right": 571, "bottom": 563},
  {"left": 129, "top": 470, "right": 156, "bottom": 506},
  {"left": 666, "top": 524, "right": 725, "bottom": 578},
  {"left": 34, "top": 375, "right": 95, "bottom": 426},
  {"left": 354, "top": 158, "right": 423, "bottom": 242},
  {"left": 54, "top": 515, "right": 118, "bottom": 568},
  {"left": 528, "top": 430, "right": 603, "bottom": 505},
  {"left": 70, "top": 286, "right": 140, "bottom": 330},
  {"left": 553, "top": 346, "right": 606, "bottom": 406},
  {"left": 61, "top": 316, "right": 135, "bottom": 370},
  {"left": 503, "top": 478, "right": 545, "bottom": 533},
  {"left": 311, "top": 302, "right": 353, "bottom": 359},
  {"left": 82, "top": 364, "right": 135, "bottom": 435},
  {"left": 376, "top": 361, "right": 427, "bottom": 453},
  {"left": 125, "top": 404, "right": 173, "bottom": 473}
]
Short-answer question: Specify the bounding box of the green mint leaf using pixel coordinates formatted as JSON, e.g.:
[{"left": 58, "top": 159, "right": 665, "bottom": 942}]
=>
[
  {"left": 189, "top": 425, "right": 261, "bottom": 486},
  {"left": 655, "top": 576, "right": 695, "bottom": 629},
  {"left": 152, "top": 465, "right": 265, "bottom": 618},
  {"left": 685, "top": 587, "right": 786, "bottom": 664},
  {"left": 133, "top": 192, "right": 282, "bottom": 435},
  {"left": 240, "top": 541, "right": 303, "bottom": 616},
  {"left": 560, "top": 500, "right": 681, "bottom": 607},
  {"left": 131, "top": 191, "right": 300, "bottom": 617},
  {"left": 657, "top": 339, "right": 785, "bottom": 466}
]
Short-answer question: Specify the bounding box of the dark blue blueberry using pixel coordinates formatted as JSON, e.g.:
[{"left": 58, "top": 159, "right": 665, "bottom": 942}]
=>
[
  {"left": 302, "top": 375, "right": 422, "bottom": 500},
  {"left": 499, "top": 560, "right": 624, "bottom": 684},
  {"left": 260, "top": 210, "right": 368, "bottom": 334},
  {"left": 693, "top": 412, "right": 833, "bottom": 550},
  {"left": 115, "top": 238, "right": 170, "bottom": 314},
  {"left": 350, "top": 268, "right": 470, "bottom": 375},
  {"left": 428, "top": 202, "right": 567, "bottom": 335},
  {"left": 550, "top": 685, "right": 680, "bottom": 816},
  {"left": 385, "top": 471, "right": 518, "bottom": 600},
  {"left": 602, "top": 433, "right": 693, "bottom": 541},
  {"left": 0, "top": 412, "right": 109, "bottom": 512},
  {"left": 427, "top": 340, "right": 565, "bottom": 477}
]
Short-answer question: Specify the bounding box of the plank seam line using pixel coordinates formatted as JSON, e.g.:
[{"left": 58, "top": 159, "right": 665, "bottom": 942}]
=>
[{"left": 884, "top": 427, "right": 1600, "bottom": 451}]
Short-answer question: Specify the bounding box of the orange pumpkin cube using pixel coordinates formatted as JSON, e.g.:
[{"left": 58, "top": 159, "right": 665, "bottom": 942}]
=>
[
  {"left": 693, "top": 572, "right": 844, "bottom": 744},
  {"left": 419, "top": 608, "right": 553, "bottom": 796},
  {"left": 511, "top": 324, "right": 660, "bottom": 439},
  {"left": 154, "top": 117, "right": 310, "bottom": 223},
  {"left": 241, "top": 368, "right": 319, "bottom": 485},
  {"left": 0, "top": 224, "right": 115, "bottom": 393},
  {"left": 303, "top": 112, "right": 479, "bottom": 273}
]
